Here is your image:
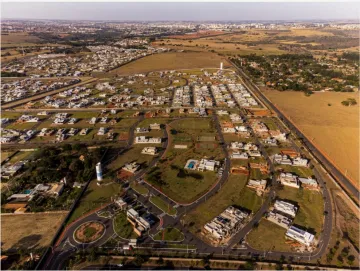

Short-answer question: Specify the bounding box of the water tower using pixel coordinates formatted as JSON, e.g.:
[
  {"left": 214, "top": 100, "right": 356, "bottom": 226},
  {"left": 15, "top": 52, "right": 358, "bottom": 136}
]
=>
[{"left": 96, "top": 162, "right": 103, "bottom": 181}]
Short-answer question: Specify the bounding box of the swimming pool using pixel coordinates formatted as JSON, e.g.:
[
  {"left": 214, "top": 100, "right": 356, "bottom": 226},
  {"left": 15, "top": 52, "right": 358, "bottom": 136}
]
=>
[{"left": 23, "top": 189, "right": 32, "bottom": 194}]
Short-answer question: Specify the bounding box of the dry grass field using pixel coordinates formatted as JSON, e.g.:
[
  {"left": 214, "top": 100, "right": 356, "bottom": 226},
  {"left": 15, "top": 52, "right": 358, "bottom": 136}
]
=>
[
  {"left": 262, "top": 89, "right": 359, "bottom": 188},
  {"left": 1, "top": 33, "right": 43, "bottom": 47},
  {"left": 1, "top": 212, "right": 67, "bottom": 250},
  {"left": 111, "top": 51, "right": 230, "bottom": 75}
]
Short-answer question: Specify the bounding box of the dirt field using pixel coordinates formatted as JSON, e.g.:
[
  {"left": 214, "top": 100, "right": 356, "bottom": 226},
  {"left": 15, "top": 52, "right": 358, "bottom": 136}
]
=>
[
  {"left": 111, "top": 51, "right": 230, "bottom": 75},
  {"left": 1, "top": 212, "right": 67, "bottom": 251},
  {"left": 262, "top": 89, "right": 359, "bottom": 187}
]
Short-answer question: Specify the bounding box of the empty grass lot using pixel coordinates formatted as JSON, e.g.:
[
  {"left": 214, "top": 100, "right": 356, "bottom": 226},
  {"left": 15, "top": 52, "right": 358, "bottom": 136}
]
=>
[
  {"left": 153, "top": 227, "right": 184, "bottom": 242},
  {"left": 183, "top": 175, "right": 262, "bottom": 236},
  {"left": 68, "top": 180, "right": 122, "bottom": 224},
  {"left": 150, "top": 196, "right": 177, "bottom": 216},
  {"left": 113, "top": 212, "right": 138, "bottom": 239},
  {"left": 246, "top": 218, "right": 291, "bottom": 252},
  {"left": 111, "top": 51, "right": 229, "bottom": 75},
  {"left": 130, "top": 182, "right": 149, "bottom": 195}
]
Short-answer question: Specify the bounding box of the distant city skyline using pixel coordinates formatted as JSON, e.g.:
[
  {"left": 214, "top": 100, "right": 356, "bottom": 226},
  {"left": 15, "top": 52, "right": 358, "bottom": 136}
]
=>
[{"left": 2, "top": 2, "right": 360, "bottom": 21}]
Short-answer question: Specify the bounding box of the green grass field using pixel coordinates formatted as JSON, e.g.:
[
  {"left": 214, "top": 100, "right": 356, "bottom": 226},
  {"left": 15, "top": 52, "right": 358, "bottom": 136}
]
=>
[
  {"left": 130, "top": 182, "right": 149, "bottom": 195},
  {"left": 153, "top": 227, "right": 184, "bottom": 241},
  {"left": 68, "top": 180, "right": 122, "bottom": 224},
  {"left": 246, "top": 218, "right": 291, "bottom": 252},
  {"left": 183, "top": 175, "right": 262, "bottom": 236},
  {"left": 150, "top": 196, "right": 177, "bottom": 216},
  {"left": 113, "top": 211, "right": 138, "bottom": 239}
]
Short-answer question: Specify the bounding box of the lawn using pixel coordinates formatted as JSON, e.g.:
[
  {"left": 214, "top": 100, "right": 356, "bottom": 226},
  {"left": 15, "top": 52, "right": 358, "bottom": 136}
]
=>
[
  {"left": 183, "top": 174, "right": 262, "bottom": 236},
  {"left": 153, "top": 227, "right": 184, "bottom": 242},
  {"left": 150, "top": 196, "right": 177, "bottom": 216},
  {"left": 1, "top": 152, "right": 14, "bottom": 163},
  {"left": 67, "top": 180, "right": 123, "bottom": 224},
  {"left": 276, "top": 186, "right": 324, "bottom": 235},
  {"left": 246, "top": 218, "right": 292, "bottom": 252},
  {"left": 130, "top": 182, "right": 149, "bottom": 195},
  {"left": 113, "top": 212, "right": 138, "bottom": 239},
  {"left": 7, "top": 151, "right": 33, "bottom": 163}
]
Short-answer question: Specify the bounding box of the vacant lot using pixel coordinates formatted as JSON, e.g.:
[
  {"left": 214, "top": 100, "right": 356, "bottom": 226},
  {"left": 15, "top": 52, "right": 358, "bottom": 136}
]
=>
[
  {"left": 183, "top": 174, "right": 262, "bottom": 237},
  {"left": 1, "top": 33, "right": 43, "bottom": 46},
  {"left": 1, "top": 212, "right": 67, "bottom": 251},
  {"left": 262, "top": 89, "right": 359, "bottom": 188},
  {"left": 111, "top": 51, "right": 230, "bottom": 75}
]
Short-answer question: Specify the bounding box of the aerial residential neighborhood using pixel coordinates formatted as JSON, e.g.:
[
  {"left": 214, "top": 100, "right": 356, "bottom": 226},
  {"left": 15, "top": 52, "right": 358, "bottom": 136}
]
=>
[{"left": 0, "top": 2, "right": 359, "bottom": 271}]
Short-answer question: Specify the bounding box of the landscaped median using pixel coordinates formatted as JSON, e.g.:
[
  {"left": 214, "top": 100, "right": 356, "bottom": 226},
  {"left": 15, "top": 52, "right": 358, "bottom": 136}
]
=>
[
  {"left": 153, "top": 227, "right": 184, "bottom": 242},
  {"left": 149, "top": 196, "right": 177, "bottom": 216},
  {"left": 113, "top": 212, "right": 138, "bottom": 239}
]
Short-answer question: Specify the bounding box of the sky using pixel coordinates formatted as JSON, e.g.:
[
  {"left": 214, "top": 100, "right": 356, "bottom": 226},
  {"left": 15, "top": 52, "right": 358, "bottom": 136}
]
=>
[{"left": 2, "top": 2, "right": 360, "bottom": 21}]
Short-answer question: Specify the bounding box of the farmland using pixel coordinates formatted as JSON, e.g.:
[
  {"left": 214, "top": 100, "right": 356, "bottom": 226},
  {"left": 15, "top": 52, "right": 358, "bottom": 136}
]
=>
[
  {"left": 262, "top": 89, "right": 359, "bottom": 188},
  {"left": 1, "top": 212, "right": 68, "bottom": 251}
]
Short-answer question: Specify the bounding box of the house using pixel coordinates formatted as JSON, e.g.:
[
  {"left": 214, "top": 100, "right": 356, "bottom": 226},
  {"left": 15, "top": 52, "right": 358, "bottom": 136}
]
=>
[
  {"left": 126, "top": 208, "right": 150, "bottom": 236},
  {"left": 277, "top": 172, "right": 300, "bottom": 188},
  {"left": 273, "top": 154, "right": 292, "bottom": 165},
  {"left": 135, "top": 127, "right": 149, "bottom": 133},
  {"left": 122, "top": 162, "right": 140, "bottom": 174},
  {"left": 231, "top": 152, "right": 248, "bottom": 159},
  {"left": 141, "top": 147, "right": 158, "bottom": 155},
  {"left": 149, "top": 123, "right": 161, "bottom": 130},
  {"left": 266, "top": 211, "right": 293, "bottom": 229},
  {"left": 49, "top": 183, "right": 64, "bottom": 197},
  {"left": 292, "top": 157, "right": 309, "bottom": 167},
  {"left": 135, "top": 136, "right": 161, "bottom": 144},
  {"left": 247, "top": 179, "right": 267, "bottom": 193},
  {"left": 97, "top": 127, "right": 107, "bottom": 136},
  {"left": 89, "top": 117, "right": 97, "bottom": 124},
  {"left": 286, "top": 226, "right": 315, "bottom": 247},
  {"left": 298, "top": 177, "right": 318, "bottom": 189},
  {"left": 80, "top": 128, "right": 89, "bottom": 135},
  {"left": 204, "top": 206, "right": 249, "bottom": 240},
  {"left": 274, "top": 200, "right": 298, "bottom": 218},
  {"left": 114, "top": 197, "right": 128, "bottom": 210},
  {"left": 198, "top": 159, "right": 220, "bottom": 172}
]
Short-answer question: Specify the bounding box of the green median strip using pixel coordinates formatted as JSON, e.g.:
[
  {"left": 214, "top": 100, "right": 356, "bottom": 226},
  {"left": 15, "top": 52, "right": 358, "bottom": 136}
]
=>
[{"left": 150, "top": 196, "right": 177, "bottom": 216}]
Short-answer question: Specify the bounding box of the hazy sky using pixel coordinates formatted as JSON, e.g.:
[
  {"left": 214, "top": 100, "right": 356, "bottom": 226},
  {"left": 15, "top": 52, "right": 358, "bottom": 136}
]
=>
[{"left": 2, "top": 2, "right": 360, "bottom": 21}]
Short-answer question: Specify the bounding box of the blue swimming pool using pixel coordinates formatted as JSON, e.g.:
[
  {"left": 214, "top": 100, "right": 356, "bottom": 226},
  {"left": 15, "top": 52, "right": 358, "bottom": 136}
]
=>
[
  {"left": 188, "top": 161, "right": 195, "bottom": 169},
  {"left": 23, "top": 189, "right": 32, "bottom": 194}
]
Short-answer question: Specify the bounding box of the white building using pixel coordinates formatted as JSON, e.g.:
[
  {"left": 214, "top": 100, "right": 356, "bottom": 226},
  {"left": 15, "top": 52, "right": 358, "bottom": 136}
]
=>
[
  {"left": 277, "top": 172, "right": 300, "bottom": 189},
  {"left": 274, "top": 200, "right": 298, "bottom": 218},
  {"left": 286, "top": 226, "right": 315, "bottom": 247},
  {"left": 141, "top": 147, "right": 158, "bottom": 155}
]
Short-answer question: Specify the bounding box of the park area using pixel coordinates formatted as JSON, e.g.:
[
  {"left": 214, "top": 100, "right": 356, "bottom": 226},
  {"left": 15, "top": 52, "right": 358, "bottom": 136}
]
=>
[
  {"left": 262, "top": 89, "right": 359, "bottom": 189},
  {"left": 1, "top": 212, "right": 67, "bottom": 251},
  {"left": 183, "top": 174, "right": 263, "bottom": 242},
  {"left": 146, "top": 118, "right": 224, "bottom": 203}
]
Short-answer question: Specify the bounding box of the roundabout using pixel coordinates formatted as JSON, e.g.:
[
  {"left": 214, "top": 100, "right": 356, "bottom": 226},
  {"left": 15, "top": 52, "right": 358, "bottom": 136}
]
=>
[{"left": 73, "top": 221, "right": 106, "bottom": 244}]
